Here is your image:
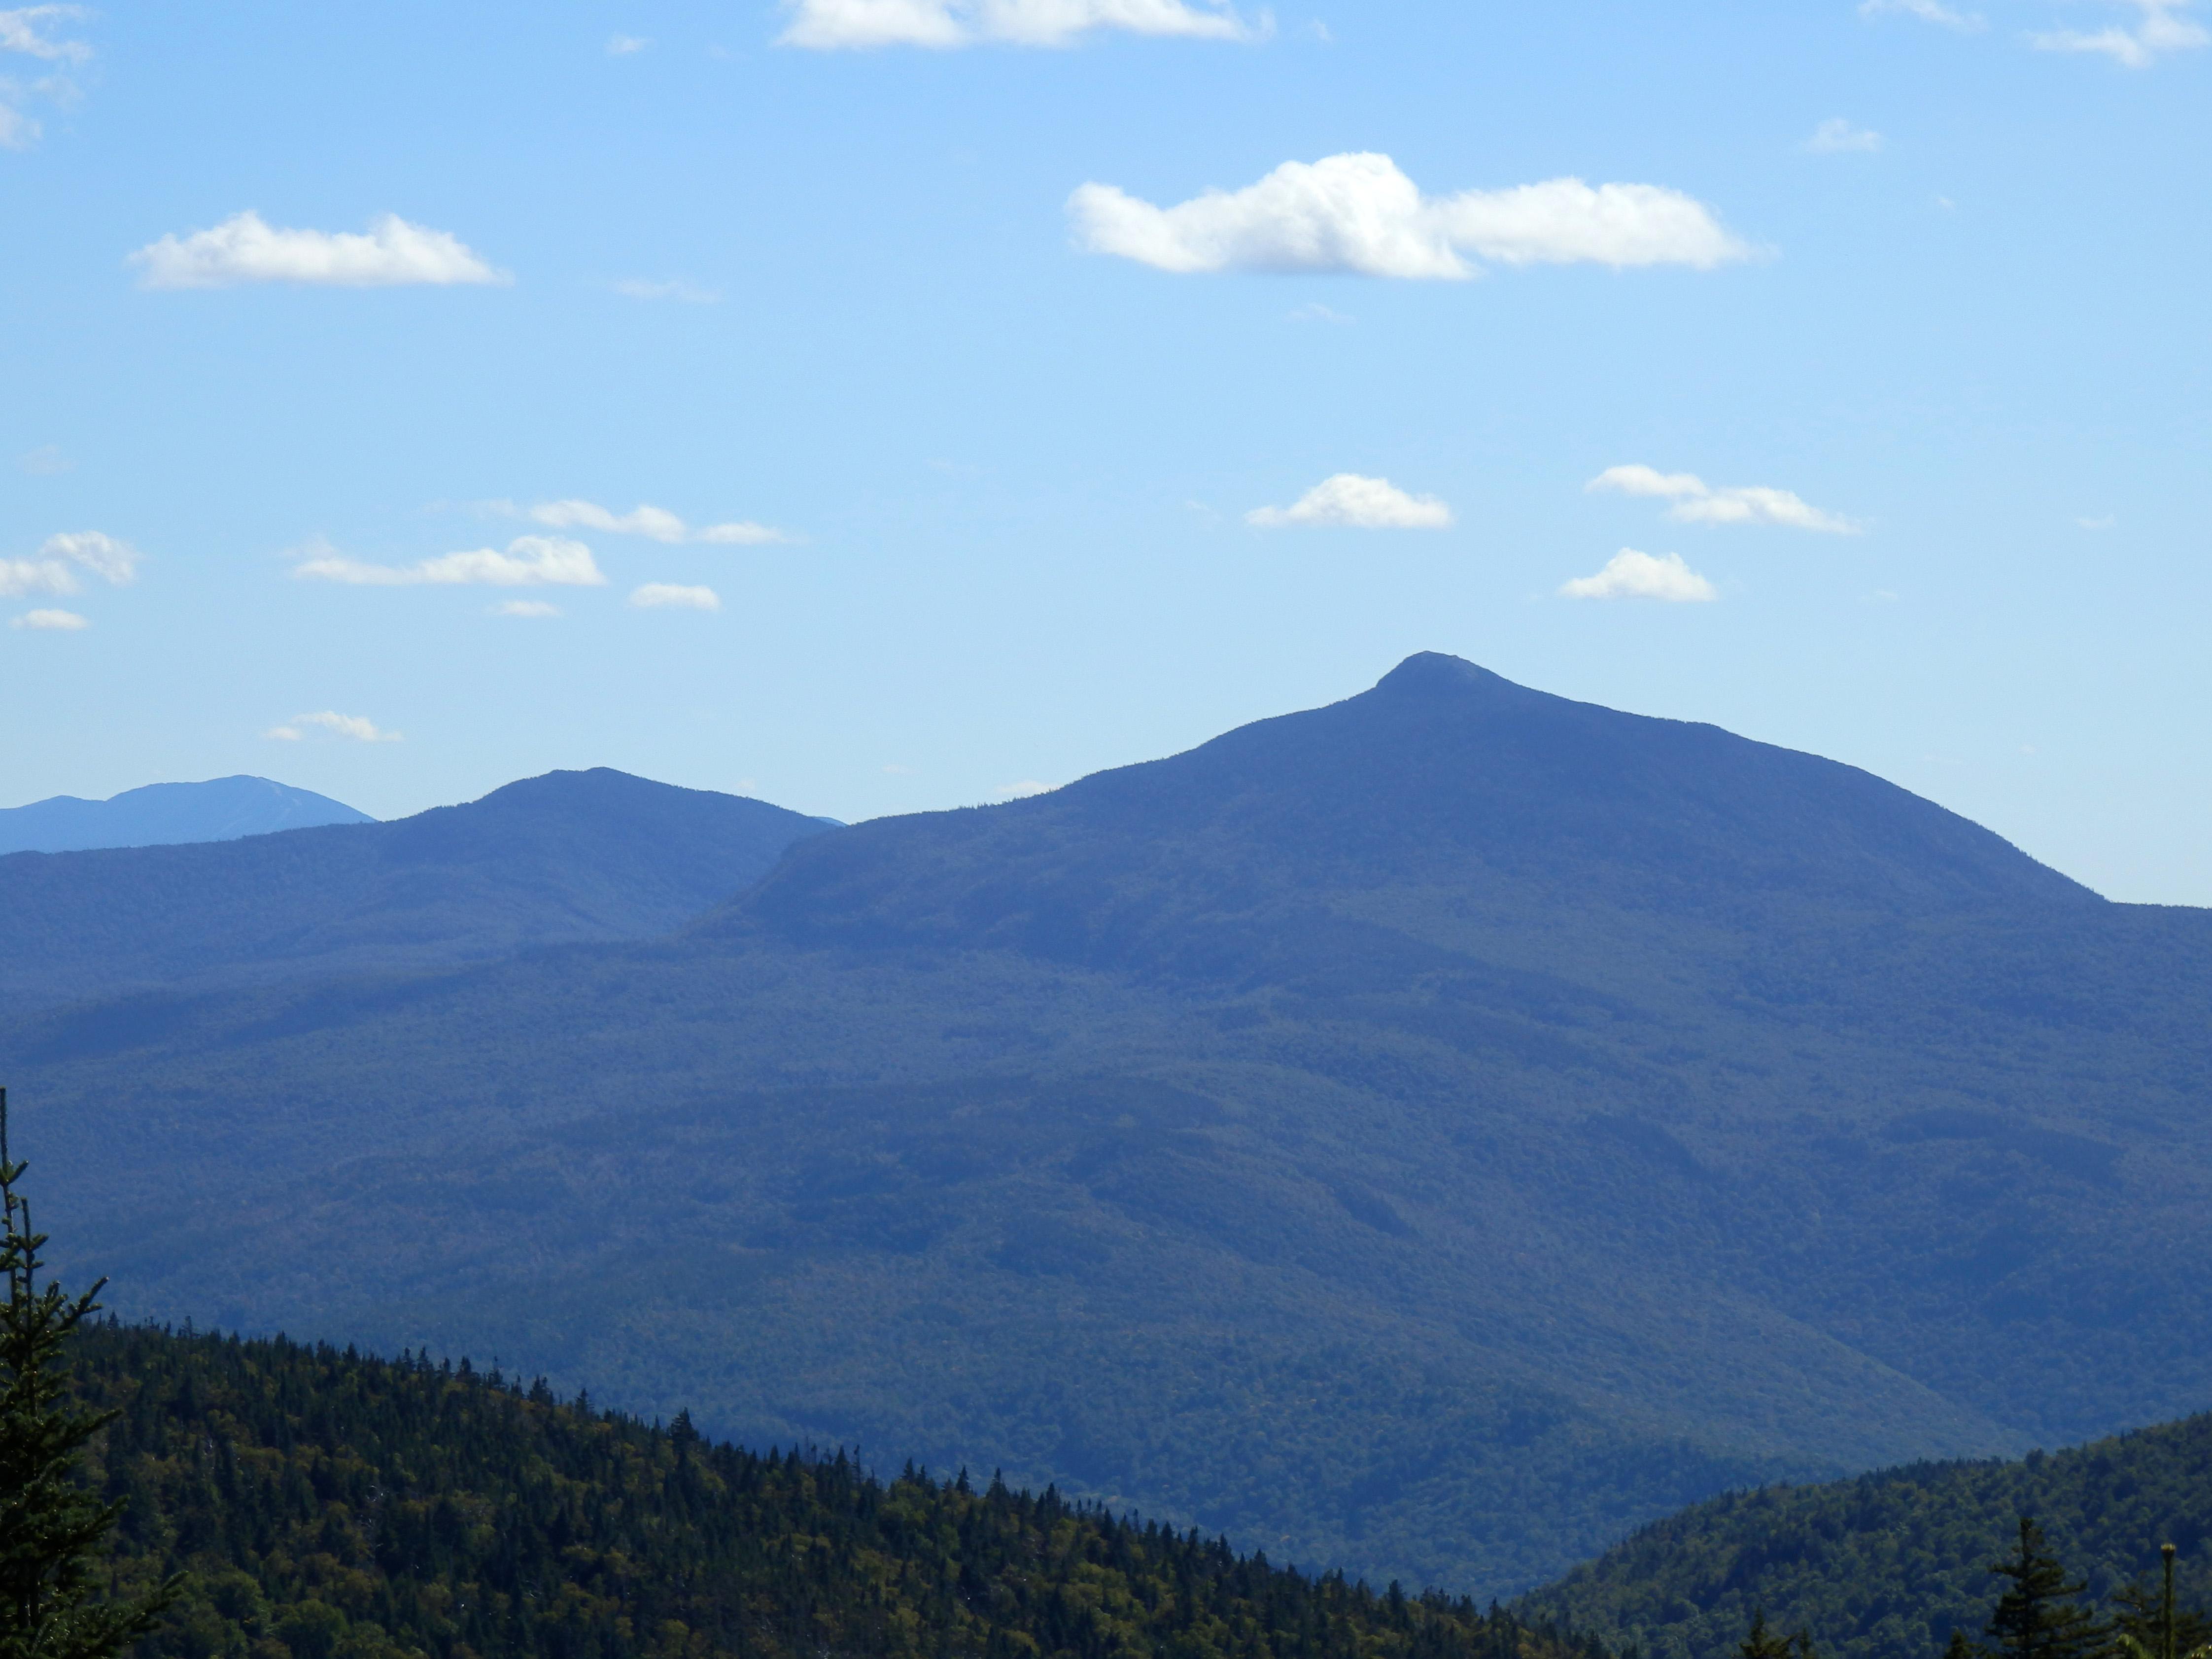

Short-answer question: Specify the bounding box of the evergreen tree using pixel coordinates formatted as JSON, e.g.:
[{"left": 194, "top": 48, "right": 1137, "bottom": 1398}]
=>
[
  {"left": 2110, "top": 1546, "right": 2212, "bottom": 1659},
  {"left": 0, "top": 1089, "right": 176, "bottom": 1659},
  {"left": 1740, "top": 1609, "right": 1819, "bottom": 1659},
  {"left": 1984, "top": 1519, "right": 2105, "bottom": 1659}
]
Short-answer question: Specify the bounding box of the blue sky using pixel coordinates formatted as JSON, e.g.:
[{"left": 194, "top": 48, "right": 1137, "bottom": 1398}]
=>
[{"left": 2, "top": 0, "right": 2207, "bottom": 900}]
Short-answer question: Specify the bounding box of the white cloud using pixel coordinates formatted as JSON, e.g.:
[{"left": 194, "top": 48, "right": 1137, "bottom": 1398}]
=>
[
  {"left": 491, "top": 599, "right": 561, "bottom": 617},
  {"left": 0, "top": 7, "right": 91, "bottom": 61},
  {"left": 0, "top": 6, "right": 89, "bottom": 147},
  {"left": 1559, "top": 549, "right": 1718, "bottom": 603},
  {"left": 994, "top": 780, "right": 1058, "bottom": 798},
  {"left": 2077, "top": 514, "right": 2118, "bottom": 530},
  {"left": 1587, "top": 464, "right": 1859, "bottom": 533},
  {"left": 1287, "top": 301, "right": 1353, "bottom": 323},
  {"left": 265, "top": 711, "right": 402, "bottom": 743},
  {"left": 1246, "top": 473, "right": 1452, "bottom": 529},
  {"left": 629, "top": 583, "right": 722, "bottom": 610},
  {"left": 11, "top": 607, "right": 86, "bottom": 630},
  {"left": 607, "top": 34, "right": 650, "bottom": 53},
  {"left": 1858, "top": 0, "right": 1986, "bottom": 29},
  {"left": 526, "top": 498, "right": 791, "bottom": 545},
  {"left": 17, "top": 444, "right": 70, "bottom": 475},
  {"left": 2031, "top": 0, "right": 2207, "bottom": 64},
  {"left": 611, "top": 278, "right": 721, "bottom": 303},
  {"left": 1070, "top": 152, "right": 1752, "bottom": 279},
  {"left": 779, "top": 0, "right": 1262, "bottom": 50},
  {"left": 1806, "top": 118, "right": 1884, "bottom": 153},
  {"left": 292, "top": 535, "right": 605, "bottom": 588},
  {"left": 129, "top": 211, "right": 509, "bottom": 289},
  {"left": 0, "top": 530, "right": 139, "bottom": 597}
]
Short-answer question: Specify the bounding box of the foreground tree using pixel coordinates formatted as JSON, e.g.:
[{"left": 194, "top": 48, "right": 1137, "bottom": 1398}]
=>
[
  {"left": 0, "top": 1087, "right": 176, "bottom": 1659},
  {"left": 1741, "top": 1609, "right": 1820, "bottom": 1659},
  {"left": 1984, "top": 1518, "right": 2106, "bottom": 1659},
  {"left": 2110, "top": 1545, "right": 2212, "bottom": 1659}
]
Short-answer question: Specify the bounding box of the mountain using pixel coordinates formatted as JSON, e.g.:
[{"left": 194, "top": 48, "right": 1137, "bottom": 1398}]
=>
[
  {"left": 80, "top": 1322, "right": 1585, "bottom": 1659},
  {"left": 11, "top": 656, "right": 2212, "bottom": 1600},
  {"left": 0, "top": 768, "right": 832, "bottom": 1008},
  {"left": 0, "top": 775, "right": 372, "bottom": 854},
  {"left": 1520, "top": 1410, "right": 2212, "bottom": 1659}
]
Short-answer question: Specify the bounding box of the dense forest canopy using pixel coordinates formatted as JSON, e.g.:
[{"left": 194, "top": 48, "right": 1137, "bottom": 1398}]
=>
[
  {"left": 78, "top": 1323, "right": 1600, "bottom": 1659},
  {"left": 1521, "top": 1413, "right": 2212, "bottom": 1659}
]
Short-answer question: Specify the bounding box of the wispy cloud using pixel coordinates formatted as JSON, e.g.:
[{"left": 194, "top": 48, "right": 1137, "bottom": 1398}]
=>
[
  {"left": 1247, "top": 473, "right": 1452, "bottom": 529},
  {"left": 10, "top": 607, "right": 86, "bottom": 630},
  {"left": 16, "top": 444, "right": 70, "bottom": 475},
  {"left": 629, "top": 583, "right": 722, "bottom": 610},
  {"left": 1806, "top": 118, "right": 1883, "bottom": 153},
  {"left": 1859, "top": 0, "right": 1986, "bottom": 30},
  {"left": 524, "top": 498, "right": 791, "bottom": 545},
  {"left": 779, "top": 0, "right": 1264, "bottom": 50},
  {"left": 0, "top": 530, "right": 139, "bottom": 597},
  {"left": 491, "top": 599, "right": 562, "bottom": 617},
  {"left": 611, "top": 277, "right": 721, "bottom": 303},
  {"left": 1559, "top": 549, "right": 1718, "bottom": 602},
  {"left": 2031, "top": 0, "right": 2206, "bottom": 64},
  {"left": 994, "top": 779, "right": 1058, "bottom": 798},
  {"left": 130, "top": 212, "right": 509, "bottom": 289},
  {"left": 291, "top": 536, "right": 605, "bottom": 587},
  {"left": 606, "top": 34, "right": 650, "bottom": 54},
  {"left": 266, "top": 711, "right": 402, "bottom": 743},
  {"left": 1588, "top": 464, "right": 1859, "bottom": 533},
  {"left": 1071, "top": 153, "right": 1753, "bottom": 279},
  {"left": 0, "top": 5, "right": 91, "bottom": 149}
]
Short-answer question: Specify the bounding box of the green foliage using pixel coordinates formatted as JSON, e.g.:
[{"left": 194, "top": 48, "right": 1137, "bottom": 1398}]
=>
[
  {"left": 1980, "top": 1520, "right": 2102, "bottom": 1659},
  {"left": 76, "top": 1322, "right": 1600, "bottom": 1659},
  {"left": 1521, "top": 1416, "right": 2212, "bottom": 1659},
  {"left": 0, "top": 1103, "right": 176, "bottom": 1659}
]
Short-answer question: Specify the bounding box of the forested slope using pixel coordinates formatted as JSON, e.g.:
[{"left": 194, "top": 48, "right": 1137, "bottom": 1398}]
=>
[
  {"left": 1521, "top": 1413, "right": 2212, "bottom": 1659},
  {"left": 82, "top": 1323, "right": 1587, "bottom": 1659}
]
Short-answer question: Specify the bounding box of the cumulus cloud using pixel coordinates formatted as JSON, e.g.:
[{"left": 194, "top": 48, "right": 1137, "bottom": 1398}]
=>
[
  {"left": 2031, "top": 0, "right": 2206, "bottom": 64},
  {"left": 292, "top": 536, "right": 604, "bottom": 587},
  {"left": 265, "top": 711, "right": 402, "bottom": 743},
  {"left": 1559, "top": 549, "right": 1718, "bottom": 603},
  {"left": 1246, "top": 473, "right": 1452, "bottom": 529},
  {"left": 525, "top": 498, "right": 790, "bottom": 545},
  {"left": 779, "top": 0, "right": 1261, "bottom": 49},
  {"left": 0, "top": 530, "right": 139, "bottom": 597},
  {"left": 1070, "top": 152, "right": 1752, "bottom": 279},
  {"left": 1858, "top": 0, "right": 1985, "bottom": 28},
  {"left": 611, "top": 278, "right": 720, "bottom": 303},
  {"left": 629, "top": 583, "right": 721, "bottom": 610},
  {"left": 129, "top": 211, "right": 508, "bottom": 289},
  {"left": 1588, "top": 464, "right": 1859, "bottom": 533},
  {"left": 1806, "top": 118, "right": 1883, "bottom": 153},
  {"left": 11, "top": 607, "right": 86, "bottom": 630}
]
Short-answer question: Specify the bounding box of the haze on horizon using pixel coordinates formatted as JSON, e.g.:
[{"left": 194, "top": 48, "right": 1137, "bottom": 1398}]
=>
[{"left": 1, "top": 0, "right": 2206, "bottom": 902}]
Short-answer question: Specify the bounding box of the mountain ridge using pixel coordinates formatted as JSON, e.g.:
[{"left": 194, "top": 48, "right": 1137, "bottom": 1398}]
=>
[
  {"left": 8, "top": 656, "right": 2207, "bottom": 1599},
  {"left": 0, "top": 774, "right": 372, "bottom": 855}
]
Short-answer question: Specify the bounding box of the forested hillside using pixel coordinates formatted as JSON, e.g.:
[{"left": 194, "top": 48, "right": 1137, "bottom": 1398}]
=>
[
  {"left": 1521, "top": 1413, "right": 2212, "bottom": 1659},
  {"left": 17, "top": 655, "right": 2212, "bottom": 1595},
  {"left": 81, "top": 1323, "right": 1586, "bottom": 1659}
]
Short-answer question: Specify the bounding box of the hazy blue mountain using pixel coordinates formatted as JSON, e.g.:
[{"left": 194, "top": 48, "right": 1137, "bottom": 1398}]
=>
[
  {"left": 0, "top": 767, "right": 831, "bottom": 1008},
  {"left": 9, "top": 657, "right": 2211, "bottom": 1600},
  {"left": 1521, "top": 1408, "right": 2212, "bottom": 1659},
  {"left": 0, "top": 774, "right": 372, "bottom": 854}
]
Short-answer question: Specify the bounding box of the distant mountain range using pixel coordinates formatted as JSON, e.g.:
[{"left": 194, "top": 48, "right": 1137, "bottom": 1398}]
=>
[
  {"left": 8, "top": 655, "right": 2211, "bottom": 1600},
  {"left": 0, "top": 768, "right": 832, "bottom": 1006},
  {"left": 0, "top": 775, "right": 372, "bottom": 854}
]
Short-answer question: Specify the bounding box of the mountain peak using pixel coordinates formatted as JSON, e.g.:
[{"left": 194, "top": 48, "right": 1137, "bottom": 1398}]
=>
[{"left": 1373, "top": 651, "right": 1518, "bottom": 697}]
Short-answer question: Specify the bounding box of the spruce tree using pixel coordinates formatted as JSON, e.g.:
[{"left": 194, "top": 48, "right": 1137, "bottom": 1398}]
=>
[
  {"left": 2110, "top": 1546, "right": 2212, "bottom": 1659},
  {"left": 0, "top": 1089, "right": 176, "bottom": 1659},
  {"left": 1984, "top": 1518, "right": 2105, "bottom": 1659}
]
